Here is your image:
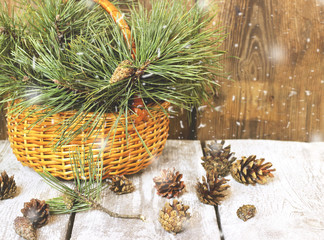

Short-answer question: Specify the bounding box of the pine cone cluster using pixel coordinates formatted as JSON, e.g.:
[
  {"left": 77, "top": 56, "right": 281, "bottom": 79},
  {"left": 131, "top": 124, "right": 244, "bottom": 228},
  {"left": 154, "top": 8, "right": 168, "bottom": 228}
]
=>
[
  {"left": 159, "top": 199, "right": 190, "bottom": 234},
  {"left": 14, "top": 198, "right": 49, "bottom": 240},
  {"left": 109, "top": 175, "right": 135, "bottom": 195},
  {"left": 196, "top": 170, "right": 230, "bottom": 206},
  {"left": 231, "top": 155, "right": 275, "bottom": 185},
  {"left": 153, "top": 168, "right": 185, "bottom": 199},
  {"left": 0, "top": 171, "right": 17, "bottom": 200},
  {"left": 201, "top": 140, "right": 236, "bottom": 177}
]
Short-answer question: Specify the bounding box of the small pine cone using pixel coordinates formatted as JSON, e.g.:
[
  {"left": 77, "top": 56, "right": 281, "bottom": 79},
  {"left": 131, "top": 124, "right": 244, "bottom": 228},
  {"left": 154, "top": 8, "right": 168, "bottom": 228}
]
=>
[
  {"left": 231, "top": 155, "right": 276, "bottom": 185},
  {"left": 110, "top": 175, "right": 135, "bottom": 195},
  {"left": 237, "top": 204, "right": 256, "bottom": 221},
  {"left": 14, "top": 217, "right": 37, "bottom": 240},
  {"left": 196, "top": 170, "right": 230, "bottom": 205},
  {"left": 21, "top": 199, "right": 50, "bottom": 228},
  {"left": 159, "top": 199, "right": 190, "bottom": 234},
  {"left": 109, "top": 60, "right": 135, "bottom": 84},
  {"left": 201, "top": 140, "right": 236, "bottom": 177},
  {"left": 153, "top": 168, "right": 185, "bottom": 199},
  {"left": 62, "top": 194, "right": 74, "bottom": 210},
  {"left": 0, "top": 171, "right": 17, "bottom": 200}
]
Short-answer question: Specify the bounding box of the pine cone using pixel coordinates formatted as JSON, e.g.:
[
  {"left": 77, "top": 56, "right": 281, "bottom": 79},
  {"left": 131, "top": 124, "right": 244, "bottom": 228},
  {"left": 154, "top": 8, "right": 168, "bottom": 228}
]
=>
[
  {"left": 159, "top": 199, "right": 190, "bottom": 234},
  {"left": 231, "top": 155, "right": 275, "bottom": 185},
  {"left": 14, "top": 217, "right": 37, "bottom": 240},
  {"left": 196, "top": 170, "right": 230, "bottom": 205},
  {"left": 201, "top": 140, "right": 236, "bottom": 177},
  {"left": 21, "top": 199, "right": 50, "bottom": 228},
  {"left": 153, "top": 168, "right": 185, "bottom": 199},
  {"left": 62, "top": 194, "right": 74, "bottom": 210},
  {"left": 109, "top": 60, "right": 135, "bottom": 84},
  {"left": 0, "top": 171, "right": 17, "bottom": 200},
  {"left": 237, "top": 204, "right": 256, "bottom": 221},
  {"left": 110, "top": 175, "right": 135, "bottom": 195}
]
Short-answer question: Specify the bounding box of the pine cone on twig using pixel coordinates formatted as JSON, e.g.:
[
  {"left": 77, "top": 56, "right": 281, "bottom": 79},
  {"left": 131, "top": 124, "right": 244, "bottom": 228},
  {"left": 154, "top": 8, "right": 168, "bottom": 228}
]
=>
[
  {"left": 196, "top": 170, "right": 230, "bottom": 205},
  {"left": 110, "top": 60, "right": 135, "bottom": 84},
  {"left": 62, "top": 194, "right": 75, "bottom": 210},
  {"left": 231, "top": 155, "right": 275, "bottom": 185},
  {"left": 201, "top": 140, "right": 236, "bottom": 177},
  {"left": 153, "top": 168, "right": 185, "bottom": 199},
  {"left": 21, "top": 199, "right": 50, "bottom": 228}
]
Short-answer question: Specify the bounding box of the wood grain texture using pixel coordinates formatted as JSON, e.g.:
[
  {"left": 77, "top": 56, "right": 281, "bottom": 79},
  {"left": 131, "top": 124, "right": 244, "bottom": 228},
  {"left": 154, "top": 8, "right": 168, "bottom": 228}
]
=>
[
  {"left": 207, "top": 140, "right": 324, "bottom": 240},
  {"left": 197, "top": 0, "right": 324, "bottom": 142},
  {"left": 71, "top": 140, "right": 220, "bottom": 240},
  {"left": 0, "top": 140, "right": 71, "bottom": 240}
]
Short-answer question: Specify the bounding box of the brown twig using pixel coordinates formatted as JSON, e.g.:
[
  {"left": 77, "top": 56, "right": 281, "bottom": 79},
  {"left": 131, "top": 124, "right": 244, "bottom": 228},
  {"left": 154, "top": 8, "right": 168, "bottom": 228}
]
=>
[{"left": 75, "top": 189, "right": 145, "bottom": 221}]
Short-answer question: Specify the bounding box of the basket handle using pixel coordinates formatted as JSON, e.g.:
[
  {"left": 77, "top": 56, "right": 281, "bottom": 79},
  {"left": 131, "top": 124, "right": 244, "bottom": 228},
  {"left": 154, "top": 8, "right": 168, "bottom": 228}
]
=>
[
  {"left": 95, "top": 0, "right": 148, "bottom": 122},
  {"left": 94, "top": 0, "right": 136, "bottom": 57}
]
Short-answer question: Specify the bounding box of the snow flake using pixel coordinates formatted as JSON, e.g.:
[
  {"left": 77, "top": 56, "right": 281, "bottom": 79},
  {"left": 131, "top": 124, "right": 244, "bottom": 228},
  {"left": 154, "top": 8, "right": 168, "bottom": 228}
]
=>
[
  {"left": 288, "top": 90, "right": 297, "bottom": 97},
  {"left": 214, "top": 106, "right": 223, "bottom": 112},
  {"left": 305, "top": 90, "right": 311, "bottom": 96},
  {"left": 197, "top": 123, "right": 206, "bottom": 129},
  {"left": 180, "top": 120, "right": 184, "bottom": 129}
]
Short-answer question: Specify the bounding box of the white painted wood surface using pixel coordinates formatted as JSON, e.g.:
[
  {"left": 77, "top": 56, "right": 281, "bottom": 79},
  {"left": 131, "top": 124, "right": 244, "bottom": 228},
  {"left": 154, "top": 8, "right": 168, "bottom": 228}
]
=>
[
  {"left": 2, "top": 139, "right": 323, "bottom": 240},
  {"left": 0, "top": 140, "right": 71, "bottom": 240},
  {"left": 208, "top": 140, "right": 324, "bottom": 240},
  {"left": 71, "top": 140, "right": 220, "bottom": 240}
]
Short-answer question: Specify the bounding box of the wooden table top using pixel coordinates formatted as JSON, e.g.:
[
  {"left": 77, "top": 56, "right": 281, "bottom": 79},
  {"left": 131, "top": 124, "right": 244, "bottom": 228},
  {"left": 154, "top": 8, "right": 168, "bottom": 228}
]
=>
[{"left": 0, "top": 140, "right": 323, "bottom": 240}]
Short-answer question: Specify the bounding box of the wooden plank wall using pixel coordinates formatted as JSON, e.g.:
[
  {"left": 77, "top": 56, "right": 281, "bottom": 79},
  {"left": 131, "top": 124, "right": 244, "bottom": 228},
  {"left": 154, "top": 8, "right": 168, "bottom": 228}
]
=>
[
  {"left": 1, "top": 0, "right": 323, "bottom": 142},
  {"left": 196, "top": 0, "right": 324, "bottom": 142}
]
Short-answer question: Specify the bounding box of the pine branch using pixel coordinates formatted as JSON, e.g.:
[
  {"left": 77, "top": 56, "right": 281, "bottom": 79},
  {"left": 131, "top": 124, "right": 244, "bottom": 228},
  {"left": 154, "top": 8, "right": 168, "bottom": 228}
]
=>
[
  {"left": 1, "top": 0, "right": 227, "bottom": 149},
  {"left": 38, "top": 147, "right": 145, "bottom": 221}
]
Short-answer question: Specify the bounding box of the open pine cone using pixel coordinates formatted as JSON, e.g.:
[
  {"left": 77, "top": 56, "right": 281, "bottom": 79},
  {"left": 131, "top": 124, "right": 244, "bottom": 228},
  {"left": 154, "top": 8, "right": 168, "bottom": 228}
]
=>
[
  {"left": 201, "top": 140, "right": 236, "bottom": 177},
  {"left": 196, "top": 170, "right": 230, "bottom": 206},
  {"left": 231, "top": 155, "right": 276, "bottom": 185},
  {"left": 109, "top": 175, "right": 135, "bottom": 195},
  {"left": 21, "top": 198, "right": 50, "bottom": 228},
  {"left": 159, "top": 199, "right": 190, "bottom": 234},
  {"left": 0, "top": 171, "right": 17, "bottom": 200},
  {"left": 153, "top": 168, "right": 185, "bottom": 199}
]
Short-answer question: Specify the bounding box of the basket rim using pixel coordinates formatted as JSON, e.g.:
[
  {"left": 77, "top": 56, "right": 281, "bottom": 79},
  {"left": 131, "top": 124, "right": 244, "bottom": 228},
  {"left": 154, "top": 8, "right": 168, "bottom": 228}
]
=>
[{"left": 7, "top": 100, "right": 170, "bottom": 118}]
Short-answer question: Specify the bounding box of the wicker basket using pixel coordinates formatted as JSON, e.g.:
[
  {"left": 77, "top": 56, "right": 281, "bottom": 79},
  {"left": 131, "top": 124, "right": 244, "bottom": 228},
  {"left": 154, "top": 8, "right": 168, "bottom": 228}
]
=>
[{"left": 6, "top": 0, "right": 170, "bottom": 180}]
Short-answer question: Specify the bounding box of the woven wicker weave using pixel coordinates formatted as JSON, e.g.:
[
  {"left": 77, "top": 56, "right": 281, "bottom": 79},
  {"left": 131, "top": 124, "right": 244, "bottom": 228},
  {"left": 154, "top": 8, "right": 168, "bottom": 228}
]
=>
[
  {"left": 6, "top": 0, "right": 170, "bottom": 180},
  {"left": 7, "top": 102, "right": 170, "bottom": 180}
]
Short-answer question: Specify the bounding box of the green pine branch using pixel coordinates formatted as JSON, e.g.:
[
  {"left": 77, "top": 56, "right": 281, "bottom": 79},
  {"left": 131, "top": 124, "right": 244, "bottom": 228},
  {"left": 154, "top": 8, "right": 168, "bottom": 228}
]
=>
[
  {"left": 39, "top": 147, "right": 145, "bottom": 221},
  {"left": 0, "top": 0, "right": 227, "bottom": 149}
]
